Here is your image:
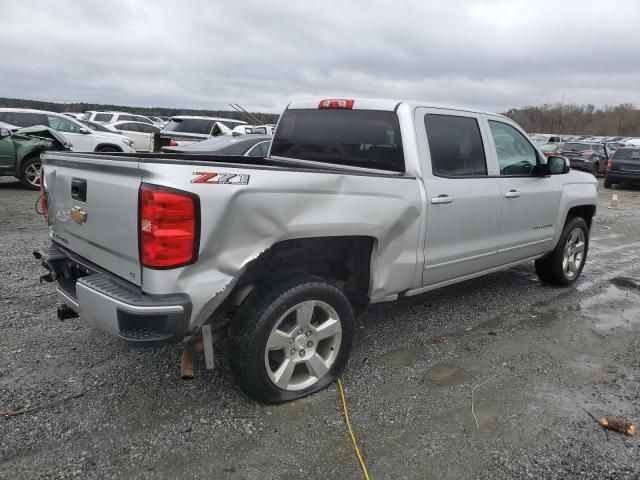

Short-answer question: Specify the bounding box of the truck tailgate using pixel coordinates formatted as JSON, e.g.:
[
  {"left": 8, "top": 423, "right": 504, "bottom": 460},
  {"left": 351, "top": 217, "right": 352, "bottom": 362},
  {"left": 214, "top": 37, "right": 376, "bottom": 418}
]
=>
[{"left": 43, "top": 153, "right": 142, "bottom": 286}]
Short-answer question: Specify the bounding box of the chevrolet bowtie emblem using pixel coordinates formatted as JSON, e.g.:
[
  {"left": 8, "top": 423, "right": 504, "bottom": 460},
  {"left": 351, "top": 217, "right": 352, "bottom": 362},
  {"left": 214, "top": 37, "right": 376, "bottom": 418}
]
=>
[{"left": 70, "top": 206, "right": 87, "bottom": 225}]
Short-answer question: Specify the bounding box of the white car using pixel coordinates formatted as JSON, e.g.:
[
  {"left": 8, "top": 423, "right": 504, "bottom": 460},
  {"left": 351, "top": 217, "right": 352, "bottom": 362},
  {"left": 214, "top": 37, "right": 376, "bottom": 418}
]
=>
[
  {"left": 83, "top": 111, "right": 156, "bottom": 126},
  {"left": 531, "top": 133, "right": 563, "bottom": 145},
  {"left": 159, "top": 115, "right": 248, "bottom": 146},
  {"left": 104, "top": 121, "right": 161, "bottom": 152},
  {"left": 0, "top": 108, "right": 135, "bottom": 153}
]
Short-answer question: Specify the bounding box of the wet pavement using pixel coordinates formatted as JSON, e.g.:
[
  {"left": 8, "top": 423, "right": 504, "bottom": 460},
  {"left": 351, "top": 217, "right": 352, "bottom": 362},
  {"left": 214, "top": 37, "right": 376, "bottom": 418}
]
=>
[{"left": 1, "top": 177, "right": 639, "bottom": 479}]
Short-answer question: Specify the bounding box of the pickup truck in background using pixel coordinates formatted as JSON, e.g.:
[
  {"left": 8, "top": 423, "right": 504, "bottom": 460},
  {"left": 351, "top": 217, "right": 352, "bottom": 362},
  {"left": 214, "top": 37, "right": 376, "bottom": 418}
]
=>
[{"left": 35, "top": 98, "right": 598, "bottom": 403}]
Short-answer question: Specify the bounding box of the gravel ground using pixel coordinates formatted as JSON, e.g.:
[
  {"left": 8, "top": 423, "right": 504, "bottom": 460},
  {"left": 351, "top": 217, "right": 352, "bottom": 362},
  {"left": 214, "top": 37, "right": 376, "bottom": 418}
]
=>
[{"left": 1, "top": 176, "right": 639, "bottom": 479}]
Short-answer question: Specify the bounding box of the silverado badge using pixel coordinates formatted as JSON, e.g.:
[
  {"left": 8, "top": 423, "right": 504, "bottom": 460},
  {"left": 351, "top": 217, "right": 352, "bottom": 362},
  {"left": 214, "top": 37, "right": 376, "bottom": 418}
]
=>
[{"left": 70, "top": 206, "right": 87, "bottom": 225}]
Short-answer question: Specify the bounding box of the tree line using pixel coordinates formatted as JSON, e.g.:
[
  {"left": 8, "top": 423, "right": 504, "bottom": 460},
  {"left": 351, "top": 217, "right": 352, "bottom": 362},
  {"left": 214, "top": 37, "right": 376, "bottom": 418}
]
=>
[
  {"left": 503, "top": 103, "right": 640, "bottom": 136},
  {"left": 0, "top": 97, "right": 280, "bottom": 124},
  {"left": 3, "top": 97, "right": 639, "bottom": 136}
]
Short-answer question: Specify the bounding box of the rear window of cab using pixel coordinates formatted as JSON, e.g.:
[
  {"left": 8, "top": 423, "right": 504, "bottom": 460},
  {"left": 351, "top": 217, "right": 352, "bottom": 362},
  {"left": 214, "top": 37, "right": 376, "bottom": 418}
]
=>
[{"left": 271, "top": 109, "right": 405, "bottom": 172}]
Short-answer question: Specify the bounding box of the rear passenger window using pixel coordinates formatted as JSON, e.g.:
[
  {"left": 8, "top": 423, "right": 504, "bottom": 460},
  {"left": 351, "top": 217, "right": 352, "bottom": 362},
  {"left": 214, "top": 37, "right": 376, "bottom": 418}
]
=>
[
  {"left": 94, "top": 113, "right": 113, "bottom": 122},
  {"left": 424, "top": 115, "right": 487, "bottom": 176}
]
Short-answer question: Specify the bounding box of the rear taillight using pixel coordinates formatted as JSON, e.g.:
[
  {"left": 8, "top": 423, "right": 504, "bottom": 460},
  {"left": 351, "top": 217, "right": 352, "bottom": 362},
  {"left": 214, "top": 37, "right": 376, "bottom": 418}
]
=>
[
  {"left": 139, "top": 184, "right": 199, "bottom": 269},
  {"left": 318, "top": 99, "right": 354, "bottom": 109},
  {"left": 40, "top": 168, "right": 48, "bottom": 222},
  {"left": 606, "top": 159, "right": 613, "bottom": 171},
  {"left": 169, "top": 140, "right": 179, "bottom": 146}
]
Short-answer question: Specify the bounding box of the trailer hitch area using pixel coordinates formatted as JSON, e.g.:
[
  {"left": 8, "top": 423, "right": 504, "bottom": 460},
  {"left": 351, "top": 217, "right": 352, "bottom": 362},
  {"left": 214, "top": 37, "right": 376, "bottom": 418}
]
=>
[
  {"left": 180, "top": 325, "right": 225, "bottom": 379},
  {"left": 39, "top": 272, "right": 54, "bottom": 284}
]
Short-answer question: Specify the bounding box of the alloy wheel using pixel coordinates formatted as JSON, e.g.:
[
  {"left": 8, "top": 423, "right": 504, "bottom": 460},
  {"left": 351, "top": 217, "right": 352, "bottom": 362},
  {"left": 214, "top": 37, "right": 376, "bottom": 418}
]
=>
[
  {"left": 264, "top": 300, "right": 342, "bottom": 391},
  {"left": 562, "top": 227, "right": 585, "bottom": 279}
]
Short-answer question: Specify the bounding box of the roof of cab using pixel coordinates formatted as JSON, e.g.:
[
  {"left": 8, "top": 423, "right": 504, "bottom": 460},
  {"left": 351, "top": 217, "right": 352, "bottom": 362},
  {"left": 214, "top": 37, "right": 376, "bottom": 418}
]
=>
[{"left": 286, "top": 98, "right": 508, "bottom": 119}]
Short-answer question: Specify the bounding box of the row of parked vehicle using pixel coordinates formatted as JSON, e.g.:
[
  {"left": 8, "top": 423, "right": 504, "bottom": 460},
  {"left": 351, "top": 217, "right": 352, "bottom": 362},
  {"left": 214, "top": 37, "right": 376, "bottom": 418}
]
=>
[
  {"left": 529, "top": 132, "right": 640, "bottom": 187},
  {"left": 0, "top": 107, "right": 275, "bottom": 189}
]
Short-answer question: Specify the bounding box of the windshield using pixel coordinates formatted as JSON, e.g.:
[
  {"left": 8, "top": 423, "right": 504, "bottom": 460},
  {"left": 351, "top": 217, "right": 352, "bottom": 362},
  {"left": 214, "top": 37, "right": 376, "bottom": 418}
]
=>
[
  {"left": 613, "top": 149, "right": 640, "bottom": 160},
  {"left": 271, "top": 109, "right": 405, "bottom": 172}
]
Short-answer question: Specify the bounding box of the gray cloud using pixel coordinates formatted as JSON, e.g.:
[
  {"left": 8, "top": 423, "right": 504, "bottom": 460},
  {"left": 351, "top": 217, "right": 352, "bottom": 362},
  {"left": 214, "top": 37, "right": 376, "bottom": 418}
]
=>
[{"left": 2, "top": 0, "right": 639, "bottom": 113}]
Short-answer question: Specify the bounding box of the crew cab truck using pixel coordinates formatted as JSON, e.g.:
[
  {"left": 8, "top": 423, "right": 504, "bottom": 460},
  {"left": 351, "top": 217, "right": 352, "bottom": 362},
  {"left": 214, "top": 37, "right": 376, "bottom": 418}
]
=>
[{"left": 35, "top": 98, "right": 598, "bottom": 403}]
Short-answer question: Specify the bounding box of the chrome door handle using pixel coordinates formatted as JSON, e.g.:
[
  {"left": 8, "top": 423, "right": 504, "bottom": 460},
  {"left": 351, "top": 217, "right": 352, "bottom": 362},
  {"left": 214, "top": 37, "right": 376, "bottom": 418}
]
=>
[
  {"left": 431, "top": 195, "right": 454, "bottom": 204},
  {"left": 504, "top": 190, "right": 521, "bottom": 198}
]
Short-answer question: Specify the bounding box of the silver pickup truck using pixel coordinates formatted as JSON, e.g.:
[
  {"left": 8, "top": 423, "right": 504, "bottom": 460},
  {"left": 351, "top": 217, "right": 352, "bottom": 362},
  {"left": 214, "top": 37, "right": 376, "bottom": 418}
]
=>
[{"left": 36, "top": 98, "right": 597, "bottom": 403}]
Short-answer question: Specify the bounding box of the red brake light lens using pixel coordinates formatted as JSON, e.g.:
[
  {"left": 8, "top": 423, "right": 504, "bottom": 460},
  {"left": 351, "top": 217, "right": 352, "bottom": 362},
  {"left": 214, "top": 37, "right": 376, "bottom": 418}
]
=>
[
  {"left": 606, "top": 159, "right": 613, "bottom": 171},
  {"left": 139, "top": 184, "right": 199, "bottom": 268},
  {"left": 169, "top": 140, "right": 179, "bottom": 146},
  {"left": 318, "top": 99, "right": 354, "bottom": 109},
  {"left": 40, "top": 168, "right": 48, "bottom": 222}
]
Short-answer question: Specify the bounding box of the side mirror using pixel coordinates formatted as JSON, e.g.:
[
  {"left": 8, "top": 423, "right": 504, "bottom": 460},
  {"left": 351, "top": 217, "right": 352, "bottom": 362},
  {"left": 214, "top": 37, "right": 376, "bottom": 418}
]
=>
[
  {"left": 0, "top": 128, "right": 11, "bottom": 138},
  {"left": 79, "top": 127, "right": 91, "bottom": 134},
  {"left": 547, "top": 155, "right": 570, "bottom": 174}
]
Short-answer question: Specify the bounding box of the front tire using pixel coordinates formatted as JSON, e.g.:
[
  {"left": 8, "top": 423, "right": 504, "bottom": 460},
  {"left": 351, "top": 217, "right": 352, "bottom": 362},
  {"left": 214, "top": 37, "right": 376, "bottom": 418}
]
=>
[
  {"left": 230, "top": 274, "right": 354, "bottom": 404},
  {"left": 18, "top": 156, "right": 42, "bottom": 190},
  {"left": 535, "top": 216, "right": 589, "bottom": 286}
]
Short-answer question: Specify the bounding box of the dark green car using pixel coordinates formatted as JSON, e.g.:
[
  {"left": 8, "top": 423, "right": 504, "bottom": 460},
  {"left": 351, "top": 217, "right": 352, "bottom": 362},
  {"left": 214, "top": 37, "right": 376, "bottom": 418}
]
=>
[{"left": 0, "top": 122, "right": 70, "bottom": 189}]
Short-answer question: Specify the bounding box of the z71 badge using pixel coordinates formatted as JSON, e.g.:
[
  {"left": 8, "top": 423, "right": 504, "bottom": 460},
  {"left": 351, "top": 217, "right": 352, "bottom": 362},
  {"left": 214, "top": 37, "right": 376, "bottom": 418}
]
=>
[{"left": 191, "top": 172, "right": 250, "bottom": 185}]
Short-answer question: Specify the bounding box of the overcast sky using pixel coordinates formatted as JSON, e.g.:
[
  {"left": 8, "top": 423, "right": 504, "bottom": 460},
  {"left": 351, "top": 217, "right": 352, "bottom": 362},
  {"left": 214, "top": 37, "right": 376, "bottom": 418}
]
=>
[{"left": 2, "top": 0, "right": 639, "bottom": 113}]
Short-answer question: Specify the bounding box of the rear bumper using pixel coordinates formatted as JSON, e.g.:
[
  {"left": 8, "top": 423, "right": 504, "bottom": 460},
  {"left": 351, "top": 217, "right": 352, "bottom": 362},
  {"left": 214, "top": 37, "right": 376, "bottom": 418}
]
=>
[
  {"left": 605, "top": 171, "right": 640, "bottom": 184},
  {"left": 34, "top": 244, "right": 191, "bottom": 346},
  {"left": 568, "top": 159, "right": 596, "bottom": 173}
]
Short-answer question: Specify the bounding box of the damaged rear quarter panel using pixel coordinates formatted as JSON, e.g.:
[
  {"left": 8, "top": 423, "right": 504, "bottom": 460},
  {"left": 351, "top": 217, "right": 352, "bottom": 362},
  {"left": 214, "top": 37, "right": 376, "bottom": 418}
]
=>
[{"left": 139, "top": 161, "right": 424, "bottom": 329}]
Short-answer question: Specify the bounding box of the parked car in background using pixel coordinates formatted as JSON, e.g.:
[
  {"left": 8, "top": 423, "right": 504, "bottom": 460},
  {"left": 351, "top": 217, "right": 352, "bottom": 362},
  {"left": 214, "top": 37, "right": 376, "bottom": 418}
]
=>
[
  {"left": 625, "top": 137, "right": 640, "bottom": 147},
  {"left": 161, "top": 133, "right": 271, "bottom": 156},
  {"left": 103, "top": 121, "right": 161, "bottom": 152},
  {"left": 0, "top": 109, "right": 135, "bottom": 153},
  {"left": 83, "top": 111, "right": 155, "bottom": 126},
  {"left": 531, "top": 133, "right": 563, "bottom": 145},
  {"left": 604, "top": 141, "right": 627, "bottom": 157},
  {"left": 539, "top": 143, "right": 558, "bottom": 157},
  {"left": 148, "top": 116, "right": 167, "bottom": 128},
  {"left": 0, "top": 121, "right": 70, "bottom": 189},
  {"left": 62, "top": 112, "right": 85, "bottom": 119},
  {"left": 232, "top": 125, "right": 256, "bottom": 134},
  {"left": 251, "top": 124, "right": 277, "bottom": 135},
  {"left": 605, "top": 147, "right": 640, "bottom": 188},
  {"left": 157, "top": 115, "right": 248, "bottom": 149},
  {"left": 556, "top": 142, "right": 607, "bottom": 176}
]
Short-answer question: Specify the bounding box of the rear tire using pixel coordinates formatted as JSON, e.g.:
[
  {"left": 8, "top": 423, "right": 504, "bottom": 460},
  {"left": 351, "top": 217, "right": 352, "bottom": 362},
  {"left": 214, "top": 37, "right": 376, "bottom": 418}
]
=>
[
  {"left": 18, "top": 156, "right": 42, "bottom": 190},
  {"left": 229, "top": 273, "right": 354, "bottom": 404},
  {"left": 535, "top": 216, "right": 589, "bottom": 286},
  {"left": 96, "top": 146, "right": 120, "bottom": 153},
  {"left": 593, "top": 162, "right": 600, "bottom": 177}
]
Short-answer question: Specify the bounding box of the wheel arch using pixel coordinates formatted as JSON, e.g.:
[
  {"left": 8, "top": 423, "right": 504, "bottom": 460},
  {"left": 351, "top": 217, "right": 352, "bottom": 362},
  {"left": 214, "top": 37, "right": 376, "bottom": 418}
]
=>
[
  {"left": 94, "top": 143, "right": 123, "bottom": 152},
  {"left": 566, "top": 204, "right": 596, "bottom": 229},
  {"left": 212, "top": 236, "right": 377, "bottom": 327}
]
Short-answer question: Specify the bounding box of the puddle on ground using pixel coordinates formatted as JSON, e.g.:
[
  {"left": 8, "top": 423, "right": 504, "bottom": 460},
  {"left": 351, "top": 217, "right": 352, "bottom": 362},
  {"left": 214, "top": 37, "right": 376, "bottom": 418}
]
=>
[
  {"left": 610, "top": 276, "right": 640, "bottom": 291},
  {"left": 422, "top": 363, "right": 468, "bottom": 386},
  {"left": 526, "top": 310, "right": 562, "bottom": 327},
  {"left": 582, "top": 284, "right": 640, "bottom": 331},
  {"left": 379, "top": 345, "right": 423, "bottom": 366},
  {"left": 479, "top": 316, "right": 502, "bottom": 329}
]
